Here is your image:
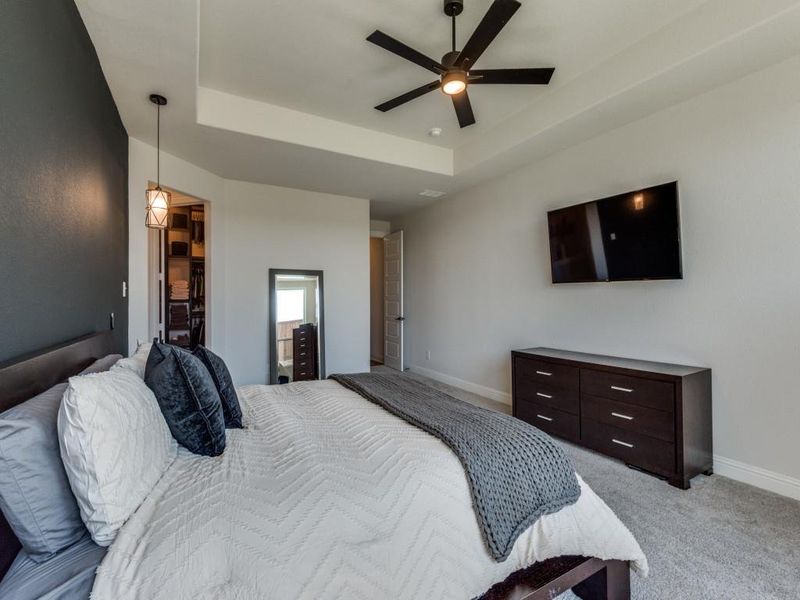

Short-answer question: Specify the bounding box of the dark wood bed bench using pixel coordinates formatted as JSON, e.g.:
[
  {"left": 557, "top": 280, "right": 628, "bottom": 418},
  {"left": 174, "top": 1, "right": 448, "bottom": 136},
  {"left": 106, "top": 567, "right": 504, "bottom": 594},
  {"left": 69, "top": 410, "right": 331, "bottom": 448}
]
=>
[{"left": 0, "top": 332, "right": 631, "bottom": 599}]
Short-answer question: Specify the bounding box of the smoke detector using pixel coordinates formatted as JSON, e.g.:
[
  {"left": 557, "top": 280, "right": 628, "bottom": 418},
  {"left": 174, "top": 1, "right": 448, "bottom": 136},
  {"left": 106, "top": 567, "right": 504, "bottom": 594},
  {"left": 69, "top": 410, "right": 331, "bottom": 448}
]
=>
[
  {"left": 428, "top": 127, "right": 443, "bottom": 137},
  {"left": 419, "top": 189, "right": 446, "bottom": 198}
]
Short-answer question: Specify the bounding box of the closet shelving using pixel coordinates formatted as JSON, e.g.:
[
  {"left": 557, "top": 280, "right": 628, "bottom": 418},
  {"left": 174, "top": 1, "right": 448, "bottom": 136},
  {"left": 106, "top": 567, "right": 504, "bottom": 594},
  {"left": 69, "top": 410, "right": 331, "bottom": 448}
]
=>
[{"left": 164, "top": 204, "right": 205, "bottom": 349}]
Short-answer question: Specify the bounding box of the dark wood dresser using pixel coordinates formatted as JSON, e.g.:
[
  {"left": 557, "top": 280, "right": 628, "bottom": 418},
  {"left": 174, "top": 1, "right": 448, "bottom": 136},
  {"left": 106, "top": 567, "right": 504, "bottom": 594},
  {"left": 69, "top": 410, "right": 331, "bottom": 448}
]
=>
[
  {"left": 512, "top": 348, "right": 712, "bottom": 489},
  {"left": 292, "top": 323, "right": 319, "bottom": 381}
]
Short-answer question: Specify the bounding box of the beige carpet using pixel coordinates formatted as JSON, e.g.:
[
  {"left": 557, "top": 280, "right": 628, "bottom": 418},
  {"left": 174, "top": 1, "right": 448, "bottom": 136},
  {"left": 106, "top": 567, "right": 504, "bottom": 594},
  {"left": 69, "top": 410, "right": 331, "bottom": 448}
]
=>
[{"left": 372, "top": 367, "right": 800, "bottom": 599}]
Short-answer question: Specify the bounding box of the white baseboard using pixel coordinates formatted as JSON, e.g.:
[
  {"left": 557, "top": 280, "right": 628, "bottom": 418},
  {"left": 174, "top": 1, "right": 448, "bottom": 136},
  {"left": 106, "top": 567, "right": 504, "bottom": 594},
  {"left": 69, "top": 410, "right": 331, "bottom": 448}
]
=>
[
  {"left": 713, "top": 455, "right": 800, "bottom": 501},
  {"left": 409, "top": 365, "right": 511, "bottom": 406},
  {"left": 410, "top": 365, "right": 800, "bottom": 502},
  {"left": 412, "top": 365, "right": 800, "bottom": 501}
]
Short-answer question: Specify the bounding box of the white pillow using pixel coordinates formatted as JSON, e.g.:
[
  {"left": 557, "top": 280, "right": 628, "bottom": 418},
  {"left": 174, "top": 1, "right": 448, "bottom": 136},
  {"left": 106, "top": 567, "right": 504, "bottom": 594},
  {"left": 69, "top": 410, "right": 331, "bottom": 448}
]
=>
[
  {"left": 58, "top": 367, "right": 177, "bottom": 546},
  {"left": 111, "top": 342, "right": 152, "bottom": 379}
]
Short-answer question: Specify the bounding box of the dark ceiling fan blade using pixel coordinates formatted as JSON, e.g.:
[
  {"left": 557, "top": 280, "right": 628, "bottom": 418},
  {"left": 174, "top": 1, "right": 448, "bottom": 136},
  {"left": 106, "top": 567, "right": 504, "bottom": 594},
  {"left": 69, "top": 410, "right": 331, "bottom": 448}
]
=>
[
  {"left": 469, "top": 67, "right": 555, "bottom": 85},
  {"left": 367, "top": 30, "right": 445, "bottom": 75},
  {"left": 375, "top": 81, "right": 442, "bottom": 112},
  {"left": 451, "top": 91, "right": 476, "bottom": 128},
  {"left": 454, "top": 0, "right": 521, "bottom": 70}
]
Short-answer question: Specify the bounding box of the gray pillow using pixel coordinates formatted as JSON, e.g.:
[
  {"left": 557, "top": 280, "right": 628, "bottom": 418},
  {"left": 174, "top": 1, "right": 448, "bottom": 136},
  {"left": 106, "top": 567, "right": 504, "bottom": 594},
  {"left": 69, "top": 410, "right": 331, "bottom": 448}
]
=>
[
  {"left": 192, "top": 346, "right": 243, "bottom": 429},
  {"left": 77, "top": 354, "right": 123, "bottom": 376},
  {"left": 144, "top": 343, "right": 226, "bottom": 457},
  {"left": 0, "top": 384, "right": 86, "bottom": 562}
]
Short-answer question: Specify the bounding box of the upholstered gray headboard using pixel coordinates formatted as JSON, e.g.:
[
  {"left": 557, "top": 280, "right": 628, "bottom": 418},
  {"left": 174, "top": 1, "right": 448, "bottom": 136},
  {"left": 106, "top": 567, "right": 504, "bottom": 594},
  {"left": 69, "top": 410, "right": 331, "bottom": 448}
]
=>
[{"left": 0, "top": 331, "right": 114, "bottom": 579}]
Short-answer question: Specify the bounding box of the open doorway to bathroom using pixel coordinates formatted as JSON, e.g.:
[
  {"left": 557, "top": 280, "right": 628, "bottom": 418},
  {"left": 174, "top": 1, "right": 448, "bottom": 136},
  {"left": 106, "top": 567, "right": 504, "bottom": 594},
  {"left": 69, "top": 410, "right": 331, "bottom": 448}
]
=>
[
  {"left": 369, "top": 236, "right": 385, "bottom": 366},
  {"left": 148, "top": 188, "right": 209, "bottom": 349},
  {"left": 370, "top": 220, "right": 400, "bottom": 369}
]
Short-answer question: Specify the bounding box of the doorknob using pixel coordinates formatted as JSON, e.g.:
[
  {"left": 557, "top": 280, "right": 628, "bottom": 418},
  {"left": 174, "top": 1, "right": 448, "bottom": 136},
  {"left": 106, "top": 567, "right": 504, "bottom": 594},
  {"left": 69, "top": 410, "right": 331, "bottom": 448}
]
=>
[{"left": 395, "top": 316, "right": 405, "bottom": 321}]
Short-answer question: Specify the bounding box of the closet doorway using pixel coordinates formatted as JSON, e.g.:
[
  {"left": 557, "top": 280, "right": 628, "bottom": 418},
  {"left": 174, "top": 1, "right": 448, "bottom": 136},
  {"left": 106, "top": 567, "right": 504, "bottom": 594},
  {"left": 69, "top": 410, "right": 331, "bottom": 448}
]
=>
[{"left": 148, "top": 188, "right": 209, "bottom": 349}]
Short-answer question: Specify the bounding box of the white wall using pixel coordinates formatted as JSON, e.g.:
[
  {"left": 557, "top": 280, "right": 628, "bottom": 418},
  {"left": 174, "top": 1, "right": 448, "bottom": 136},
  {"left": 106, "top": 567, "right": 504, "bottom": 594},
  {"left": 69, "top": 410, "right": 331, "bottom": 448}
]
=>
[
  {"left": 220, "top": 180, "right": 370, "bottom": 383},
  {"left": 396, "top": 56, "right": 800, "bottom": 497},
  {"left": 128, "top": 138, "right": 226, "bottom": 354},
  {"left": 370, "top": 219, "right": 391, "bottom": 238},
  {"left": 129, "top": 140, "right": 371, "bottom": 385}
]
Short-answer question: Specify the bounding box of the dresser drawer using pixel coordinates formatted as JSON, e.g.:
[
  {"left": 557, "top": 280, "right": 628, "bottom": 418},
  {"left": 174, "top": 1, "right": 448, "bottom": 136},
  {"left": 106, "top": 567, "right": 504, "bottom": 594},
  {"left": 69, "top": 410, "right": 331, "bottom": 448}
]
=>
[
  {"left": 580, "top": 369, "right": 674, "bottom": 412},
  {"left": 515, "top": 379, "right": 579, "bottom": 415},
  {"left": 582, "top": 394, "right": 675, "bottom": 443},
  {"left": 581, "top": 418, "right": 675, "bottom": 477},
  {"left": 515, "top": 357, "right": 579, "bottom": 392},
  {"left": 517, "top": 402, "right": 579, "bottom": 443}
]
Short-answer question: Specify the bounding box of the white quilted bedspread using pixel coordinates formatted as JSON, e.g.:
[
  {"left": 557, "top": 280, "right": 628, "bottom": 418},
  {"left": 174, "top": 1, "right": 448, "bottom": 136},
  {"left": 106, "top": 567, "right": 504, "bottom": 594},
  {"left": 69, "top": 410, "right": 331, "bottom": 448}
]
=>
[{"left": 92, "top": 380, "right": 647, "bottom": 600}]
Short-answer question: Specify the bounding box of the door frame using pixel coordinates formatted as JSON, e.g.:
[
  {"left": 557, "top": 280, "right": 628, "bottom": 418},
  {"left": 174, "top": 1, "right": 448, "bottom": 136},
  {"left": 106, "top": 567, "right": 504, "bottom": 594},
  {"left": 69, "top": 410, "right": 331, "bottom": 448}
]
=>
[
  {"left": 147, "top": 187, "right": 211, "bottom": 347},
  {"left": 383, "top": 230, "right": 404, "bottom": 371},
  {"left": 268, "top": 268, "right": 325, "bottom": 384}
]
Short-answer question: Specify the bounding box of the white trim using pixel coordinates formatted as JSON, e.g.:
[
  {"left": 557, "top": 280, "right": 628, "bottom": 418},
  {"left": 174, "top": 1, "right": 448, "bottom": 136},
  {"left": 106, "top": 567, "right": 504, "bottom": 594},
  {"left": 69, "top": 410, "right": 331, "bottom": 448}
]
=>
[
  {"left": 713, "top": 455, "right": 800, "bottom": 501},
  {"left": 197, "top": 87, "right": 453, "bottom": 176},
  {"left": 409, "top": 365, "right": 512, "bottom": 406}
]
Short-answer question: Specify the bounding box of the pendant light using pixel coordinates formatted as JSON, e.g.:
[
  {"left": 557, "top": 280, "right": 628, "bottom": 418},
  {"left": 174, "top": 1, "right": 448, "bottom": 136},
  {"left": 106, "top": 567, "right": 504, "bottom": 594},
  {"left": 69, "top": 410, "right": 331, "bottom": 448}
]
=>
[{"left": 145, "top": 94, "right": 171, "bottom": 229}]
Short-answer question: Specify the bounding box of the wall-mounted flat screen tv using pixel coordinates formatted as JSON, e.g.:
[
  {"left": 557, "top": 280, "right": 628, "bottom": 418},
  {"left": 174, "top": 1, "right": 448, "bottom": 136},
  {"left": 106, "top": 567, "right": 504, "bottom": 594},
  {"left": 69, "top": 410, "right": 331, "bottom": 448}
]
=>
[{"left": 547, "top": 181, "right": 682, "bottom": 283}]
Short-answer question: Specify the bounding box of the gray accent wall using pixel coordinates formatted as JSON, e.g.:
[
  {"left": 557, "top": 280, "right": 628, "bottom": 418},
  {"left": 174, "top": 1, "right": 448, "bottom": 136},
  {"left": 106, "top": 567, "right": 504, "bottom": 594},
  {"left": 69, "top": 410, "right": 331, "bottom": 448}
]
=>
[{"left": 0, "top": 0, "right": 128, "bottom": 363}]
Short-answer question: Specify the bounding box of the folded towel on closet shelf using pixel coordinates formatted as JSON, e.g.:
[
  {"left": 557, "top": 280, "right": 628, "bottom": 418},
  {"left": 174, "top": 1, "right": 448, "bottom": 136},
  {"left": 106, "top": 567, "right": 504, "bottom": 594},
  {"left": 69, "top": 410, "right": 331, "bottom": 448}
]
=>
[{"left": 170, "top": 280, "right": 190, "bottom": 300}]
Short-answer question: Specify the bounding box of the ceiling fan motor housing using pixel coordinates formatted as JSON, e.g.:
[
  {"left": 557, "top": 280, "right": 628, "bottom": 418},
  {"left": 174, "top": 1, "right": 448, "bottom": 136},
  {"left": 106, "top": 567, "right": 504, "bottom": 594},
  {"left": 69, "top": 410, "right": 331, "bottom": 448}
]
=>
[
  {"left": 441, "top": 50, "right": 461, "bottom": 68},
  {"left": 444, "top": 0, "right": 464, "bottom": 17}
]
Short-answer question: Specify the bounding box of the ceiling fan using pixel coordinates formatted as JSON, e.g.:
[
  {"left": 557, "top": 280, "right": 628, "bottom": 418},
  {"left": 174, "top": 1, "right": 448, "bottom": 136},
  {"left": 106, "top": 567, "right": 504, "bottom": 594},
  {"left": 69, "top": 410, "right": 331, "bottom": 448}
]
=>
[{"left": 367, "top": 0, "right": 555, "bottom": 129}]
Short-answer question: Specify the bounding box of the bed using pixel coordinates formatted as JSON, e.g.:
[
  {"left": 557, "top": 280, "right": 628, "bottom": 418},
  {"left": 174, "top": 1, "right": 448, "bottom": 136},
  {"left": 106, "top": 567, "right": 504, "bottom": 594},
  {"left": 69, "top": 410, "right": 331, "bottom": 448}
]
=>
[{"left": 0, "top": 332, "right": 646, "bottom": 599}]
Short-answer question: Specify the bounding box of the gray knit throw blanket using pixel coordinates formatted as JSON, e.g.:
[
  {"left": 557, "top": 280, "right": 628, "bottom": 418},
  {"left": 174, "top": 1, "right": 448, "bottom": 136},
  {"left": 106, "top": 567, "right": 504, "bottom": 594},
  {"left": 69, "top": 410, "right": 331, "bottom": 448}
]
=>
[{"left": 329, "top": 372, "right": 581, "bottom": 561}]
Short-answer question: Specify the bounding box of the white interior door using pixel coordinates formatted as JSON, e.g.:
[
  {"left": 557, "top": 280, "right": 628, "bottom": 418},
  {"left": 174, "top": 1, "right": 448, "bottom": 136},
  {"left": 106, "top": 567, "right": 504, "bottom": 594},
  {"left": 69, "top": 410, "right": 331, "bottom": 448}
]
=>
[{"left": 383, "top": 231, "right": 404, "bottom": 371}]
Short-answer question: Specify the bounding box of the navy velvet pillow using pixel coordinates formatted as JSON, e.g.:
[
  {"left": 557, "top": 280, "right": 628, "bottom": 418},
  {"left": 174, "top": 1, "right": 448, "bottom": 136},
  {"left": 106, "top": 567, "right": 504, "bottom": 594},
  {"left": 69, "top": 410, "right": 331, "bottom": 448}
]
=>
[
  {"left": 144, "top": 343, "right": 226, "bottom": 456},
  {"left": 192, "top": 346, "right": 243, "bottom": 429}
]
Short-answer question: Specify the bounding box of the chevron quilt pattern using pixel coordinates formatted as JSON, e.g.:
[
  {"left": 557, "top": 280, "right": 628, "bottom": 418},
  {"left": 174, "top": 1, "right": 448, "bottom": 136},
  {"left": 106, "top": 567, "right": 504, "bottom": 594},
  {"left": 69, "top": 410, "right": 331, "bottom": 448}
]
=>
[{"left": 92, "top": 380, "right": 646, "bottom": 599}]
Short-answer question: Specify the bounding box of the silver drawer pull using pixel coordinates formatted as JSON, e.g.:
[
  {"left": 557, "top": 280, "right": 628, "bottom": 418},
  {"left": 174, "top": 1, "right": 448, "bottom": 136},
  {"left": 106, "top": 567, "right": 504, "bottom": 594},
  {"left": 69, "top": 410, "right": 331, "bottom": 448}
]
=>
[
  {"left": 611, "top": 412, "right": 634, "bottom": 421},
  {"left": 536, "top": 414, "right": 554, "bottom": 422},
  {"left": 536, "top": 371, "right": 552, "bottom": 376},
  {"left": 611, "top": 385, "right": 634, "bottom": 393},
  {"left": 536, "top": 392, "right": 553, "bottom": 399},
  {"left": 612, "top": 438, "right": 634, "bottom": 449}
]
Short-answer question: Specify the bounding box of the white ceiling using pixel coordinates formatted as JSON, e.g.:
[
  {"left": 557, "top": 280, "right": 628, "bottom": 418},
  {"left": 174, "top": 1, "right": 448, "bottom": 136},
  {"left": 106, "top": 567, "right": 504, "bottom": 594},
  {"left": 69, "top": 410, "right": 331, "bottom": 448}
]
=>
[
  {"left": 198, "top": 0, "right": 706, "bottom": 149},
  {"left": 76, "top": 0, "right": 800, "bottom": 219}
]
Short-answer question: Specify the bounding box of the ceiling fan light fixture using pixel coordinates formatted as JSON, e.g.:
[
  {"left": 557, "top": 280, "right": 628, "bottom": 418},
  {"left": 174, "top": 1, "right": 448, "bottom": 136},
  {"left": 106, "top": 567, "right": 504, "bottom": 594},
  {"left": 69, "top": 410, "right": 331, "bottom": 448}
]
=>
[
  {"left": 367, "top": 0, "right": 554, "bottom": 128},
  {"left": 441, "top": 71, "right": 467, "bottom": 95}
]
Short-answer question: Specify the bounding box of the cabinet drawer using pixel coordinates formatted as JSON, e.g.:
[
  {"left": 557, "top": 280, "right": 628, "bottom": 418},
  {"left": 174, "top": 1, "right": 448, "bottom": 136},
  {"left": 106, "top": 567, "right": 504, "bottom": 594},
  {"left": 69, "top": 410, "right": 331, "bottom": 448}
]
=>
[
  {"left": 581, "top": 418, "right": 675, "bottom": 477},
  {"left": 580, "top": 369, "right": 674, "bottom": 412},
  {"left": 582, "top": 394, "right": 675, "bottom": 443},
  {"left": 517, "top": 402, "right": 579, "bottom": 443},
  {"left": 515, "top": 357, "right": 579, "bottom": 392},
  {"left": 515, "top": 380, "right": 579, "bottom": 415}
]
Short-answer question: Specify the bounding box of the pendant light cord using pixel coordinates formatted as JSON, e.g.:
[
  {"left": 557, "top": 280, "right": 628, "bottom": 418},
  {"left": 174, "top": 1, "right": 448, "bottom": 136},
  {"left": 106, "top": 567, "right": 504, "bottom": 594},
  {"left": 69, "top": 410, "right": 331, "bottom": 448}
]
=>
[
  {"left": 452, "top": 15, "right": 456, "bottom": 52},
  {"left": 156, "top": 103, "right": 161, "bottom": 187}
]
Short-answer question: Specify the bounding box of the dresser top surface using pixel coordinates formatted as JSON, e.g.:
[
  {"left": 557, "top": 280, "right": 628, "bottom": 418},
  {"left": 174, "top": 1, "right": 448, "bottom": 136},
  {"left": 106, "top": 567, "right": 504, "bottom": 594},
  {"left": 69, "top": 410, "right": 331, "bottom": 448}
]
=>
[{"left": 512, "top": 347, "right": 709, "bottom": 377}]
